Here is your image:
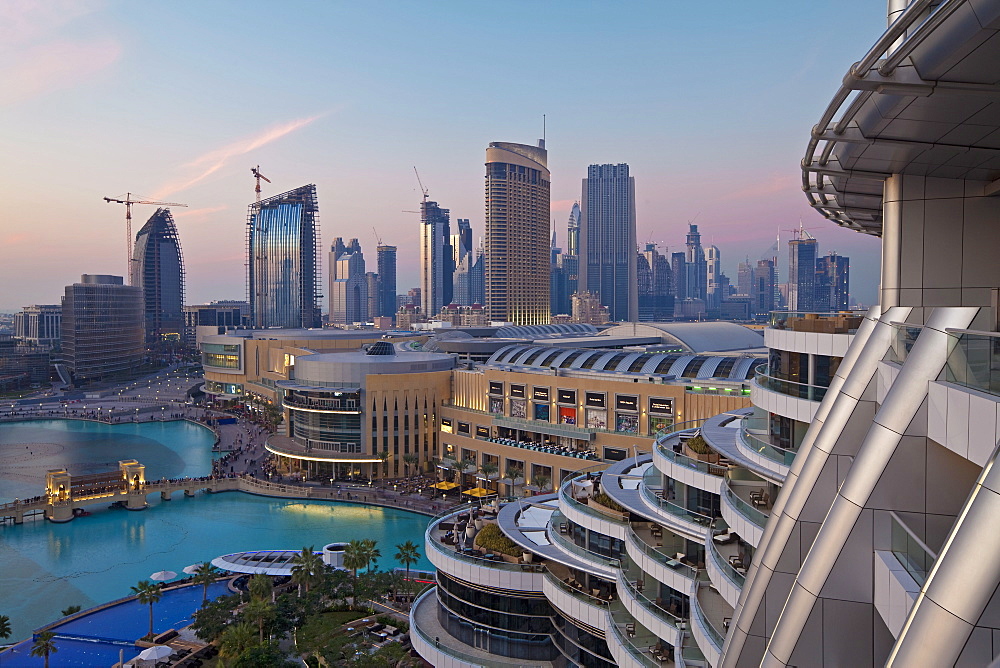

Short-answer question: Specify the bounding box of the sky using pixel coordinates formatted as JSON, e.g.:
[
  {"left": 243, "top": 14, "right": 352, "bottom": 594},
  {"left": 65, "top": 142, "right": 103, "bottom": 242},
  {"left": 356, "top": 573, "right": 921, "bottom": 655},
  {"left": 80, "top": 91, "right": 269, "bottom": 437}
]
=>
[{"left": 0, "top": 0, "right": 890, "bottom": 312}]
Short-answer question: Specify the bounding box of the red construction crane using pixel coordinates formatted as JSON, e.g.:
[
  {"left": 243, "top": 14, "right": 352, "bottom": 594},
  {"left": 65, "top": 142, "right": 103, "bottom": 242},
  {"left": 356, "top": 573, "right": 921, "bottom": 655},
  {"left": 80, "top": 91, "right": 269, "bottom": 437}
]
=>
[
  {"left": 251, "top": 165, "right": 271, "bottom": 204},
  {"left": 103, "top": 193, "right": 187, "bottom": 283}
]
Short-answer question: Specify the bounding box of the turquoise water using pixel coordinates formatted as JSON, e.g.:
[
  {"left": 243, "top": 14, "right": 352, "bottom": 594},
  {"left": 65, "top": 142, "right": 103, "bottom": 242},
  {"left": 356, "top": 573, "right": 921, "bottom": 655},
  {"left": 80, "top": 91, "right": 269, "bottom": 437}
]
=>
[{"left": 0, "top": 420, "right": 433, "bottom": 642}]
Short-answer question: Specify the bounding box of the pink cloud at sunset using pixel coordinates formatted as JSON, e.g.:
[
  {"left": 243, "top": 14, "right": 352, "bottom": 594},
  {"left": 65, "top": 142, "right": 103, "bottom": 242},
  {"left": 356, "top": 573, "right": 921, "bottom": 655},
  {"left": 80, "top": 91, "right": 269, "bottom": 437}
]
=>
[{"left": 151, "top": 115, "right": 325, "bottom": 200}]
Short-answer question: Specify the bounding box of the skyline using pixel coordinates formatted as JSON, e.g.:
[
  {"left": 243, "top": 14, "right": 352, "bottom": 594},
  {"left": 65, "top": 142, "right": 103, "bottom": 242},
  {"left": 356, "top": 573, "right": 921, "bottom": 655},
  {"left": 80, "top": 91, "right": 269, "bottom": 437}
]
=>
[{"left": 0, "top": 1, "right": 886, "bottom": 311}]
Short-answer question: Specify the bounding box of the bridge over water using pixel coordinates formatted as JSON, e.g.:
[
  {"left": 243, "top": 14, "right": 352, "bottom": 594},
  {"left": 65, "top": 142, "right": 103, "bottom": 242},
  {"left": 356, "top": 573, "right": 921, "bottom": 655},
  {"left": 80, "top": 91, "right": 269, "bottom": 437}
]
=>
[{"left": 0, "top": 460, "right": 315, "bottom": 524}]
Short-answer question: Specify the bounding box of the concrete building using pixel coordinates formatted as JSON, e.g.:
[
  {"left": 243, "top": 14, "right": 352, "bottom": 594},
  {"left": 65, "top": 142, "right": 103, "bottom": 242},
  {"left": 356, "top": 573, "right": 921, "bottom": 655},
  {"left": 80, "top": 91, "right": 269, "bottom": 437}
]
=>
[
  {"left": 132, "top": 208, "right": 185, "bottom": 347},
  {"left": 484, "top": 140, "right": 551, "bottom": 325},
  {"left": 815, "top": 252, "right": 850, "bottom": 312},
  {"left": 247, "top": 185, "right": 321, "bottom": 329},
  {"left": 61, "top": 275, "right": 143, "bottom": 383},
  {"left": 14, "top": 305, "right": 61, "bottom": 347},
  {"left": 580, "top": 163, "right": 638, "bottom": 322},
  {"left": 572, "top": 291, "right": 609, "bottom": 325},
  {"left": 182, "top": 301, "right": 247, "bottom": 347}
]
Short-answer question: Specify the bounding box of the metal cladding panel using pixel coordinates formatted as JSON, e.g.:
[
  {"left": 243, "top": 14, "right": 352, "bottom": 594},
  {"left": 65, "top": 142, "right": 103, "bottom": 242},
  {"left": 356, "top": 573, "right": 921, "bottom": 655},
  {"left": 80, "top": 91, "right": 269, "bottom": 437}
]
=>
[
  {"left": 614, "top": 353, "right": 643, "bottom": 373},
  {"left": 733, "top": 357, "right": 758, "bottom": 380},
  {"left": 696, "top": 356, "right": 724, "bottom": 379},
  {"left": 667, "top": 356, "right": 696, "bottom": 378}
]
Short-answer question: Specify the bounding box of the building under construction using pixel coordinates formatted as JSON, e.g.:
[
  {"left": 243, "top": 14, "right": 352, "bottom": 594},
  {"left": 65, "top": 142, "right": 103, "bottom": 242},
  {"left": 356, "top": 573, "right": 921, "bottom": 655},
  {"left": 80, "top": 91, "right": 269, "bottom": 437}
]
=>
[
  {"left": 132, "top": 208, "right": 185, "bottom": 347},
  {"left": 246, "top": 184, "right": 322, "bottom": 329}
]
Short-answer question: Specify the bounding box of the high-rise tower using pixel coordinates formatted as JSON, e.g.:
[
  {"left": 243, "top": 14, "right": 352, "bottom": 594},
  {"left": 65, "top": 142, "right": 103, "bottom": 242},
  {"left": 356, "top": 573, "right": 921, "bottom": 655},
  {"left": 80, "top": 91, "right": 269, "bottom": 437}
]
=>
[
  {"left": 329, "top": 238, "right": 367, "bottom": 325},
  {"left": 580, "top": 163, "right": 637, "bottom": 321},
  {"left": 815, "top": 251, "right": 850, "bottom": 311},
  {"left": 420, "top": 199, "right": 451, "bottom": 317},
  {"left": 788, "top": 228, "right": 819, "bottom": 310},
  {"left": 131, "top": 208, "right": 185, "bottom": 346},
  {"left": 62, "top": 274, "right": 143, "bottom": 382},
  {"left": 247, "top": 184, "right": 321, "bottom": 329},
  {"left": 684, "top": 223, "right": 707, "bottom": 302},
  {"left": 376, "top": 244, "right": 397, "bottom": 319},
  {"left": 484, "top": 140, "right": 551, "bottom": 325}
]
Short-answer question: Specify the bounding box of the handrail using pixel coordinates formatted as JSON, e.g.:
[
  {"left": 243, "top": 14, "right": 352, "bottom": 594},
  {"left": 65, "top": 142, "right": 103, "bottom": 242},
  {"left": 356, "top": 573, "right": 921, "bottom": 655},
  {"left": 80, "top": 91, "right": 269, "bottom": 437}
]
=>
[
  {"left": 606, "top": 612, "right": 661, "bottom": 668},
  {"left": 542, "top": 565, "right": 609, "bottom": 607},
  {"left": 655, "top": 440, "right": 727, "bottom": 478},
  {"left": 889, "top": 511, "right": 936, "bottom": 586},
  {"left": 738, "top": 416, "right": 797, "bottom": 468},
  {"left": 707, "top": 527, "right": 746, "bottom": 588},
  {"left": 558, "top": 474, "right": 626, "bottom": 524},
  {"left": 723, "top": 471, "right": 769, "bottom": 528},
  {"left": 624, "top": 523, "right": 697, "bottom": 581},
  {"left": 639, "top": 481, "right": 713, "bottom": 528},
  {"left": 618, "top": 568, "right": 683, "bottom": 629},
  {"left": 691, "top": 585, "right": 725, "bottom": 649},
  {"left": 548, "top": 509, "right": 621, "bottom": 569},
  {"left": 754, "top": 365, "right": 829, "bottom": 402}
]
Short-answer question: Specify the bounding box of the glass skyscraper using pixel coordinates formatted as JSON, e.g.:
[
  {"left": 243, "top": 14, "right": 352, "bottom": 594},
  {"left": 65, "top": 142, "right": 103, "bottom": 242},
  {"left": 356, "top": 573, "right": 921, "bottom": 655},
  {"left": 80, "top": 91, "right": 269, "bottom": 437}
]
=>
[
  {"left": 247, "top": 185, "right": 321, "bottom": 329},
  {"left": 131, "top": 208, "right": 184, "bottom": 346},
  {"left": 580, "top": 163, "right": 637, "bottom": 321}
]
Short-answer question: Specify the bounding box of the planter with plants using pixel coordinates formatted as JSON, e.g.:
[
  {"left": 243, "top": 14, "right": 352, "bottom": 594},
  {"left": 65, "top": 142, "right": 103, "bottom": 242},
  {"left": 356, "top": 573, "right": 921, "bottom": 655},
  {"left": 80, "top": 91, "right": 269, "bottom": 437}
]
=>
[{"left": 682, "top": 433, "right": 719, "bottom": 463}]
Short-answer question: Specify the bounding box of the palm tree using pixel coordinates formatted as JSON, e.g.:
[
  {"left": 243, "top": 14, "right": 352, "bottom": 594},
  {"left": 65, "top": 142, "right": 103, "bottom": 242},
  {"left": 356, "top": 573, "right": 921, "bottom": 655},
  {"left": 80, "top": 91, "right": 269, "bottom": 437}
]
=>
[
  {"left": 131, "top": 580, "right": 163, "bottom": 639},
  {"left": 450, "top": 458, "right": 475, "bottom": 496},
  {"left": 361, "top": 538, "right": 381, "bottom": 573},
  {"left": 248, "top": 573, "right": 272, "bottom": 602},
  {"left": 532, "top": 473, "right": 551, "bottom": 494},
  {"left": 290, "top": 546, "right": 322, "bottom": 597},
  {"left": 504, "top": 465, "right": 523, "bottom": 498},
  {"left": 193, "top": 562, "right": 219, "bottom": 604},
  {"left": 218, "top": 622, "right": 256, "bottom": 661},
  {"left": 60, "top": 605, "right": 81, "bottom": 617},
  {"left": 377, "top": 450, "right": 390, "bottom": 478},
  {"left": 402, "top": 453, "right": 419, "bottom": 477},
  {"left": 344, "top": 539, "right": 367, "bottom": 580},
  {"left": 479, "top": 461, "right": 498, "bottom": 492},
  {"left": 30, "top": 630, "right": 57, "bottom": 668},
  {"left": 394, "top": 541, "right": 421, "bottom": 598},
  {"left": 243, "top": 598, "right": 273, "bottom": 643},
  {"left": 0, "top": 614, "right": 10, "bottom": 640}
]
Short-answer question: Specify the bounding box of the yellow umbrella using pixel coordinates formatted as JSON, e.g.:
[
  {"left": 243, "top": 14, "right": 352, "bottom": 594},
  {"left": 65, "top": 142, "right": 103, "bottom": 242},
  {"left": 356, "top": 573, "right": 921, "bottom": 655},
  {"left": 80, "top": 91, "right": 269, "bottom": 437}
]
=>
[
  {"left": 433, "top": 481, "right": 459, "bottom": 490},
  {"left": 462, "top": 487, "right": 492, "bottom": 497}
]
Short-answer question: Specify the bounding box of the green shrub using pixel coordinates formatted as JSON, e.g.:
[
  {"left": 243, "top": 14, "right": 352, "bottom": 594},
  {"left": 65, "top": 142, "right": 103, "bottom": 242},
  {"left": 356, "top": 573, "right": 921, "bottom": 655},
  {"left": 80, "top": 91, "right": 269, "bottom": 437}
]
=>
[
  {"left": 684, "top": 434, "right": 712, "bottom": 455},
  {"left": 592, "top": 491, "right": 625, "bottom": 513},
  {"left": 474, "top": 523, "right": 522, "bottom": 557}
]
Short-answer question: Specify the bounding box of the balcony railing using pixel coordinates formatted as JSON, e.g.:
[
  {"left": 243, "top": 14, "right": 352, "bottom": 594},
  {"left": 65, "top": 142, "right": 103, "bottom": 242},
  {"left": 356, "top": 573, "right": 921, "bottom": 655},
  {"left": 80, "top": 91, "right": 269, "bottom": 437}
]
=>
[
  {"left": 655, "top": 439, "right": 728, "bottom": 477},
  {"left": 282, "top": 396, "right": 361, "bottom": 413},
  {"left": 890, "top": 511, "right": 937, "bottom": 587},
  {"left": 558, "top": 473, "right": 626, "bottom": 524},
  {"left": 768, "top": 310, "right": 865, "bottom": 334},
  {"left": 943, "top": 330, "right": 1000, "bottom": 397},
  {"left": 607, "top": 606, "right": 672, "bottom": 668},
  {"left": 739, "top": 416, "right": 797, "bottom": 467},
  {"left": 754, "top": 365, "right": 829, "bottom": 402},
  {"left": 708, "top": 530, "right": 746, "bottom": 588},
  {"left": 548, "top": 509, "right": 621, "bottom": 568},
  {"left": 543, "top": 565, "right": 609, "bottom": 607},
  {"left": 624, "top": 523, "right": 697, "bottom": 581},
  {"left": 723, "top": 471, "right": 769, "bottom": 528},
  {"left": 691, "top": 585, "right": 726, "bottom": 650},
  {"left": 618, "top": 569, "right": 684, "bottom": 630},
  {"left": 887, "top": 322, "right": 923, "bottom": 364},
  {"left": 639, "top": 477, "right": 713, "bottom": 529}
]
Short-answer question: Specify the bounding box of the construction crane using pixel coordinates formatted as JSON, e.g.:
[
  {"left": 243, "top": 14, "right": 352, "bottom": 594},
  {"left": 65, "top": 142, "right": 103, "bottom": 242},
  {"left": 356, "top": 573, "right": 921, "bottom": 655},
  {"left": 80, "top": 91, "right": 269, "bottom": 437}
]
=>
[
  {"left": 372, "top": 227, "right": 383, "bottom": 246},
  {"left": 103, "top": 193, "right": 187, "bottom": 283},
  {"left": 784, "top": 220, "right": 823, "bottom": 240},
  {"left": 413, "top": 166, "right": 428, "bottom": 204},
  {"left": 251, "top": 165, "right": 271, "bottom": 204}
]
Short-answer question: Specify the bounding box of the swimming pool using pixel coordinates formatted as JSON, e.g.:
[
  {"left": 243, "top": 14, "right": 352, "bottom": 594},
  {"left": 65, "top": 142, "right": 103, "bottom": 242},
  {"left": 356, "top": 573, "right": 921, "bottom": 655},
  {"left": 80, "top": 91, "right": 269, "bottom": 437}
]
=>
[
  {"left": 0, "top": 420, "right": 433, "bottom": 642},
  {"left": 0, "top": 581, "right": 231, "bottom": 667}
]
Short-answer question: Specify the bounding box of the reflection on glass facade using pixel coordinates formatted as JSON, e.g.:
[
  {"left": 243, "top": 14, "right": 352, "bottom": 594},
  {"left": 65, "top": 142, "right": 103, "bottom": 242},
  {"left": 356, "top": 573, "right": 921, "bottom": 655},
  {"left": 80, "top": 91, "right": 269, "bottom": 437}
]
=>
[
  {"left": 247, "top": 185, "right": 321, "bottom": 329},
  {"left": 132, "top": 208, "right": 185, "bottom": 346}
]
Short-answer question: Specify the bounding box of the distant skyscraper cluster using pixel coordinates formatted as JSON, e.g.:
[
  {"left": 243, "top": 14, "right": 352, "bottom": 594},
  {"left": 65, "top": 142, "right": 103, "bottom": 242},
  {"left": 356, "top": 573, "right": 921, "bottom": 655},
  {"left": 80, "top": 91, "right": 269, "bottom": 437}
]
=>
[{"left": 787, "top": 227, "right": 850, "bottom": 311}]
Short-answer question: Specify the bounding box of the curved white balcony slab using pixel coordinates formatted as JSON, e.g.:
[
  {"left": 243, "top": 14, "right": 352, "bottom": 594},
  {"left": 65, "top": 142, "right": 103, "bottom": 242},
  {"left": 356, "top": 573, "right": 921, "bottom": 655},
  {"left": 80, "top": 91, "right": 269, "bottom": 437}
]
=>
[
  {"left": 540, "top": 569, "right": 608, "bottom": 633},
  {"left": 764, "top": 326, "right": 853, "bottom": 358}
]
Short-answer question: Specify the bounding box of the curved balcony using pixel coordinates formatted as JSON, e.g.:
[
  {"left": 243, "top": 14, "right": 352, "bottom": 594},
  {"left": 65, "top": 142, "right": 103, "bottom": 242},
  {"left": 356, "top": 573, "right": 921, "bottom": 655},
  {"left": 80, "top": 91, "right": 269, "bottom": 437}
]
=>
[
  {"left": 606, "top": 606, "right": 677, "bottom": 668},
  {"left": 706, "top": 530, "right": 745, "bottom": 609},
  {"left": 558, "top": 474, "right": 627, "bottom": 541},
  {"left": 409, "top": 588, "right": 553, "bottom": 668},
  {"left": 720, "top": 470, "right": 771, "bottom": 548},
  {"left": 652, "top": 430, "right": 725, "bottom": 497},
  {"left": 639, "top": 467, "right": 713, "bottom": 540},
  {"left": 623, "top": 522, "right": 696, "bottom": 594},
  {"left": 735, "top": 418, "right": 793, "bottom": 482},
  {"left": 548, "top": 509, "right": 622, "bottom": 571},
  {"left": 690, "top": 583, "right": 726, "bottom": 667},
  {"left": 541, "top": 564, "right": 609, "bottom": 632},
  {"left": 264, "top": 434, "right": 379, "bottom": 464},
  {"left": 751, "top": 366, "right": 823, "bottom": 423},
  {"left": 616, "top": 569, "right": 683, "bottom": 649},
  {"left": 425, "top": 507, "right": 546, "bottom": 591}
]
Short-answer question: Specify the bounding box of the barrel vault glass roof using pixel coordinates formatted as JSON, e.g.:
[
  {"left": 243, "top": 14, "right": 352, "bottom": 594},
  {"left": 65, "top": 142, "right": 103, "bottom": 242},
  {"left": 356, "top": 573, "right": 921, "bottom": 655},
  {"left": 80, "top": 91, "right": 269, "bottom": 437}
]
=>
[
  {"left": 486, "top": 344, "right": 759, "bottom": 381},
  {"left": 493, "top": 323, "right": 598, "bottom": 339}
]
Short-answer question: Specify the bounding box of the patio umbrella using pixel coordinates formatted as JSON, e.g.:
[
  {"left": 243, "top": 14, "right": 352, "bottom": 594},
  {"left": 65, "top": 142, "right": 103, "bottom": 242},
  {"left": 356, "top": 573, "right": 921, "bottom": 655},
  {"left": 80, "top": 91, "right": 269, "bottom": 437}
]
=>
[
  {"left": 137, "top": 645, "right": 174, "bottom": 661},
  {"left": 462, "top": 487, "right": 492, "bottom": 497},
  {"left": 150, "top": 570, "right": 177, "bottom": 581},
  {"left": 182, "top": 564, "right": 201, "bottom": 575},
  {"left": 432, "top": 481, "right": 458, "bottom": 490}
]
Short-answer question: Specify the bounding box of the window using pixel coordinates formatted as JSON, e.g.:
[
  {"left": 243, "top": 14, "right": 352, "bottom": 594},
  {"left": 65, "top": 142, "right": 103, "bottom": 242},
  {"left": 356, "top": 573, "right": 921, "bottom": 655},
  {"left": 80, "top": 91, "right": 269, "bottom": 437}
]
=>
[
  {"left": 489, "top": 381, "right": 504, "bottom": 395},
  {"left": 457, "top": 422, "right": 470, "bottom": 435}
]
